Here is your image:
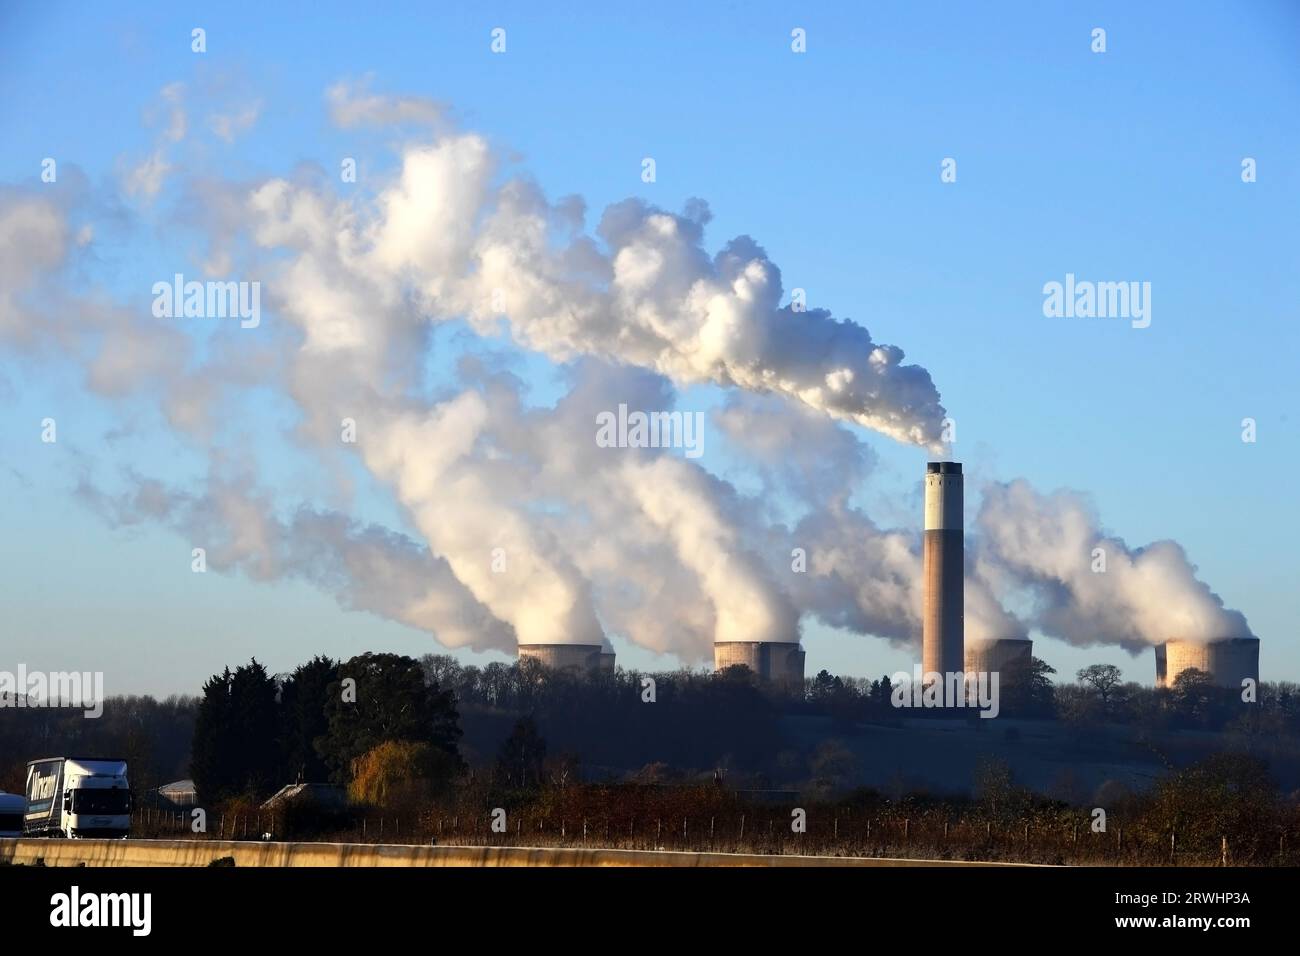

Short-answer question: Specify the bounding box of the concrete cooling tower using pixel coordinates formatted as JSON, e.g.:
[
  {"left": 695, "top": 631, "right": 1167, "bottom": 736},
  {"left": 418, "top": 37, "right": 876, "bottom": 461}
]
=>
[
  {"left": 714, "top": 641, "right": 805, "bottom": 687},
  {"left": 517, "top": 644, "right": 615, "bottom": 673},
  {"left": 923, "top": 461, "right": 964, "bottom": 678},
  {"left": 964, "top": 638, "right": 1033, "bottom": 680},
  {"left": 1155, "top": 638, "right": 1259, "bottom": 689}
]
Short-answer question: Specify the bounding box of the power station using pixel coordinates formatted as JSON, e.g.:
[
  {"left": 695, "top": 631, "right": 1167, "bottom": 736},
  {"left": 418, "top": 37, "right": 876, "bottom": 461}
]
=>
[
  {"left": 517, "top": 644, "right": 615, "bottom": 673},
  {"left": 1155, "top": 637, "right": 1259, "bottom": 690},
  {"left": 518, "top": 459, "right": 1261, "bottom": 697},
  {"left": 714, "top": 641, "right": 806, "bottom": 687},
  {"left": 923, "top": 461, "right": 964, "bottom": 679},
  {"left": 965, "top": 638, "right": 1033, "bottom": 678}
]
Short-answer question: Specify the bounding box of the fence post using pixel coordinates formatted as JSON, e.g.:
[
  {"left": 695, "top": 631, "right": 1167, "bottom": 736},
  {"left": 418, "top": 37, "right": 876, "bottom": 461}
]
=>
[
  {"left": 739, "top": 815, "right": 745, "bottom": 841},
  {"left": 1221, "top": 835, "right": 1228, "bottom": 867},
  {"left": 904, "top": 818, "right": 910, "bottom": 843},
  {"left": 1170, "top": 830, "right": 1176, "bottom": 862}
]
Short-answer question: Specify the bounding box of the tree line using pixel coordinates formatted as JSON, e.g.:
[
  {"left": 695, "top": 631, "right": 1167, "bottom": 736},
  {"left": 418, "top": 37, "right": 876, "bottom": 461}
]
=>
[
  {"left": 189, "top": 652, "right": 463, "bottom": 802},
  {"left": 5, "top": 652, "right": 1297, "bottom": 807}
]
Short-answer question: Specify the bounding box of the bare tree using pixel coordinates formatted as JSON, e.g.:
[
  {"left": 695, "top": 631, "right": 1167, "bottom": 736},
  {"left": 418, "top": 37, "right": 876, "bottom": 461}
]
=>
[{"left": 1077, "top": 664, "right": 1123, "bottom": 708}]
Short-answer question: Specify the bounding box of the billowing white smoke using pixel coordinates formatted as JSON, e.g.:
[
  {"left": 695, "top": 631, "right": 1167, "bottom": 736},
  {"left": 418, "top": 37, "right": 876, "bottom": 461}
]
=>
[
  {"left": 246, "top": 132, "right": 949, "bottom": 451},
  {"left": 619, "top": 455, "right": 798, "bottom": 645},
  {"left": 360, "top": 391, "right": 607, "bottom": 648},
  {"left": 76, "top": 471, "right": 515, "bottom": 651},
  {"left": 0, "top": 88, "right": 1253, "bottom": 667},
  {"left": 784, "top": 506, "right": 1027, "bottom": 649},
  {"left": 235, "top": 126, "right": 946, "bottom": 651},
  {"left": 977, "top": 480, "right": 1252, "bottom": 649},
  {"left": 713, "top": 394, "right": 1026, "bottom": 649}
]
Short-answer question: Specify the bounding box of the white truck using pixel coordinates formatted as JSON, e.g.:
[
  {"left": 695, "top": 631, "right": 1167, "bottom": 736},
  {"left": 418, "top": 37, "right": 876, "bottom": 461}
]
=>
[
  {"left": 25, "top": 757, "right": 131, "bottom": 839},
  {"left": 0, "top": 792, "right": 24, "bottom": 837}
]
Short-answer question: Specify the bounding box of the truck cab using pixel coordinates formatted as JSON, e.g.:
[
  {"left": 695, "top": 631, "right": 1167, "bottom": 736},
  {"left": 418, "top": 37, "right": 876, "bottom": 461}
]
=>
[{"left": 25, "top": 758, "right": 131, "bottom": 839}]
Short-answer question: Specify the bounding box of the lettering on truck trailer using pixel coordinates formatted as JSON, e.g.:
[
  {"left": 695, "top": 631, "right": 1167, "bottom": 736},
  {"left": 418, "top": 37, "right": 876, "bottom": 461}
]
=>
[{"left": 31, "top": 773, "right": 57, "bottom": 801}]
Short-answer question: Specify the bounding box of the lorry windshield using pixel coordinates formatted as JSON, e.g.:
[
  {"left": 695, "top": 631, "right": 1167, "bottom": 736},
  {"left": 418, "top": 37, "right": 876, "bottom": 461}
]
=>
[{"left": 72, "top": 790, "right": 129, "bottom": 815}]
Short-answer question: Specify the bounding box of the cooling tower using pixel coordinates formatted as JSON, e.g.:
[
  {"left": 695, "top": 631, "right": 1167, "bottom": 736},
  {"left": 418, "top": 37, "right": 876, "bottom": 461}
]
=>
[
  {"left": 964, "top": 638, "right": 1033, "bottom": 680},
  {"left": 922, "top": 461, "right": 964, "bottom": 678},
  {"left": 517, "top": 644, "right": 612, "bottom": 673},
  {"left": 714, "top": 641, "right": 805, "bottom": 687},
  {"left": 1155, "top": 637, "right": 1259, "bottom": 690}
]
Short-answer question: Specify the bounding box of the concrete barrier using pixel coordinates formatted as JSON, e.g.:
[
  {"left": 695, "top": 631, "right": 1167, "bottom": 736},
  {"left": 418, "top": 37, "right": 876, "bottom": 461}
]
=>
[{"left": 0, "top": 838, "right": 1040, "bottom": 867}]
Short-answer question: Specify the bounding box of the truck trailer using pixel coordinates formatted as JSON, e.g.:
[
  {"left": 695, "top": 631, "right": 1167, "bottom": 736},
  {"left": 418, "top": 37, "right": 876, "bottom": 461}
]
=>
[
  {"left": 25, "top": 758, "right": 130, "bottom": 838},
  {"left": 0, "top": 792, "right": 24, "bottom": 837}
]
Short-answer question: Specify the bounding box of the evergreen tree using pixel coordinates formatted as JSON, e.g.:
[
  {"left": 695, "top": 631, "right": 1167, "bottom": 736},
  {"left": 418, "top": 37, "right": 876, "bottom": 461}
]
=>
[
  {"left": 190, "top": 660, "right": 280, "bottom": 800},
  {"left": 229, "top": 659, "right": 281, "bottom": 795},
  {"left": 279, "top": 655, "right": 338, "bottom": 782},
  {"left": 317, "top": 652, "right": 464, "bottom": 785},
  {"left": 191, "top": 667, "right": 233, "bottom": 801}
]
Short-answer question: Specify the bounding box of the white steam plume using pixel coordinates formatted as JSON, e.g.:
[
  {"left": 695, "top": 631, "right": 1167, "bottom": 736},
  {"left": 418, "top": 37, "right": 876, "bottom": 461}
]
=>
[
  {"left": 246, "top": 131, "right": 950, "bottom": 450},
  {"left": 977, "top": 480, "right": 1252, "bottom": 649},
  {"left": 0, "top": 88, "right": 1254, "bottom": 670}
]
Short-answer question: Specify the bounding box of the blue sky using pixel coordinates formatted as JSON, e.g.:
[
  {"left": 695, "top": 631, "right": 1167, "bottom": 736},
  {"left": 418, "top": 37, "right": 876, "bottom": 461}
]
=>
[{"left": 1, "top": 1, "right": 1297, "bottom": 695}]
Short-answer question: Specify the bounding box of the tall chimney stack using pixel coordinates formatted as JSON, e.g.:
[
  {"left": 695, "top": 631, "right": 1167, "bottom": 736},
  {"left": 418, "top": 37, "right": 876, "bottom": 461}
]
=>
[{"left": 923, "top": 461, "right": 964, "bottom": 678}]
